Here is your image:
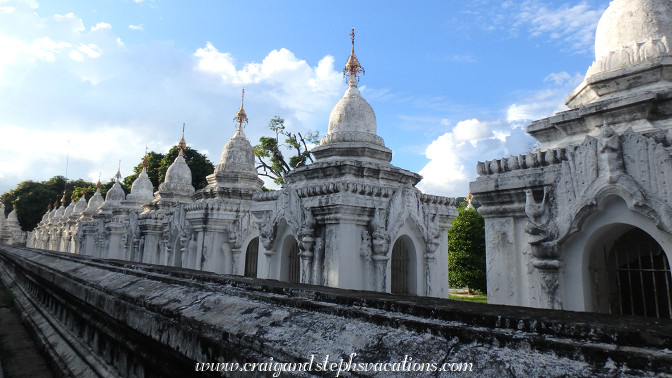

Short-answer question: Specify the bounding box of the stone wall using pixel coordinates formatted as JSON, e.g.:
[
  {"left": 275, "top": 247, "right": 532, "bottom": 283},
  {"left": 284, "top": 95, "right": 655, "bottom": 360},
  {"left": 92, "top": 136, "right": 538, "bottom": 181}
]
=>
[{"left": 0, "top": 245, "right": 670, "bottom": 377}]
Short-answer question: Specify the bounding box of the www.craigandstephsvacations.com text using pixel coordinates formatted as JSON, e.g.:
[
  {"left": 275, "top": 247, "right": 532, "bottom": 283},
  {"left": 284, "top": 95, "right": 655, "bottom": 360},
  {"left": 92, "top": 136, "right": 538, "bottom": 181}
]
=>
[{"left": 195, "top": 354, "right": 473, "bottom": 376}]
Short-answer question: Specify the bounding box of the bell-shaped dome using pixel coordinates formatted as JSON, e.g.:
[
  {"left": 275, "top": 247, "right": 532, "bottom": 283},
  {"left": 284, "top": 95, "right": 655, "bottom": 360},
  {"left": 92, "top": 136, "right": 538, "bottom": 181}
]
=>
[
  {"left": 215, "top": 129, "right": 256, "bottom": 174},
  {"left": 47, "top": 202, "right": 57, "bottom": 221},
  {"left": 85, "top": 188, "right": 105, "bottom": 215},
  {"left": 53, "top": 204, "right": 66, "bottom": 220},
  {"left": 7, "top": 208, "right": 18, "bottom": 223},
  {"left": 154, "top": 133, "right": 195, "bottom": 205},
  {"left": 201, "top": 91, "right": 263, "bottom": 195},
  {"left": 327, "top": 85, "right": 377, "bottom": 137},
  {"left": 160, "top": 155, "right": 194, "bottom": 196},
  {"left": 566, "top": 0, "right": 672, "bottom": 109},
  {"left": 105, "top": 170, "right": 126, "bottom": 204},
  {"left": 588, "top": 0, "right": 672, "bottom": 77},
  {"left": 312, "top": 29, "right": 391, "bottom": 162},
  {"left": 73, "top": 193, "right": 88, "bottom": 215},
  {"left": 63, "top": 200, "right": 75, "bottom": 218},
  {"left": 126, "top": 167, "right": 154, "bottom": 204}
]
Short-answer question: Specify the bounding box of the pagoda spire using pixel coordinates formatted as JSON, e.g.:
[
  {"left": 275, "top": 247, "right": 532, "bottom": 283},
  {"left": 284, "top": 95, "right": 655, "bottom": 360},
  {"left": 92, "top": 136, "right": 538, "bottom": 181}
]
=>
[
  {"left": 177, "top": 123, "right": 187, "bottom": 156},
  {"left": 344, "top": 28, "right": 365, "bottom": 87},
  {"left": 115, "top": 160, "right": 122, "bottom": 182},
  {"left": 142, "top": 147, "right": 149, "bottom": 172},
  {"left": 234, "top": 88, "right": 248, "bottom": 132}
]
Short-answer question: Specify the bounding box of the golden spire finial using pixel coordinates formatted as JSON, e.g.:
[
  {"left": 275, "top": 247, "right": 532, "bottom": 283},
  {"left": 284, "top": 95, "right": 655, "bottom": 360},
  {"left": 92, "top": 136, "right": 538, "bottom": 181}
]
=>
[
  {"left": 96, "top": 173, "right": 101, "bottom": 192},
  {"left": 61, "top": 191, "right": 67, "bottom": 204},
  {"left": 115, "top": 160, "right": 122, "bottom": 182},
  {"left": 177, "top": 123, "right": 187, "bottom": 156},
  {"left": 234, "top": 88, "right": 248, "bottom": 132},
  {"left": 344, "top": 28, "right": 364, "bottom": 87},
  {"left": 142, "top": 146, "right": 149, "bottom": 170}
]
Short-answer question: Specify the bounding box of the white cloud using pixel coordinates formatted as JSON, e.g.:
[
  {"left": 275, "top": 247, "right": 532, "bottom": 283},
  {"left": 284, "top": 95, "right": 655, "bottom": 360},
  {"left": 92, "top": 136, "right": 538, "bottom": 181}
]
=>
[
  {"left": 0, "top": 124, "right": 153, "bottom": 186},
  {"left": 507, "top": 72, "right": 582, "bottom": 123},
  {"left": 417, "top": 120, "right": 536, "bottom": 196},
  {"left": 544, "top": 71, "right": 571, "bottom": 85},
  {"left": 194, "top": 43, "right": 342, "bottom": 123},
  {"left": 128, "top": 24, "right": 143, "bottom": 31},
  {"left": 54, "top": 12, "right": 84, "bottom": 32},
  {"left": 194, "top": 42, "right": 237, "bottom": 80},
  {"left": 78, "top": 43, "right": 102, "bottom": 58},
  {"left": 417, "top": 132, "right": 468, "bottom": 195},
  {"left": 27, "top": 37, "right": 71, "bottom": 62},
  {"left": 416, "top": 68, "right": 583, "bottom": 196},
  {"left": 91, "top": 22, "right": 111, "bottom": 31},
  {"left": 452, "top": 118, "right": 493, "bottom": 142},
  {"left": 69, "top": 49, "right": 84, "bottom": 61},
  {"left": 0, "top": 1, "right": 345, "bottom": 194}
]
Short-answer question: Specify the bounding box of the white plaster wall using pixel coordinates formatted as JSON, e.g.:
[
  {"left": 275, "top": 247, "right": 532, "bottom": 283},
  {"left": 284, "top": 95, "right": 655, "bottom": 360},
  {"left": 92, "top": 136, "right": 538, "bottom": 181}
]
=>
[
  {"left": 433, "top": 231, "right": 450, "bottom": 299},
  {"left": 485, "top": 216, "right": 525, "bottom": 305},
  {"left": 331, "top": 222, "right": 366, "bottom": 291}
]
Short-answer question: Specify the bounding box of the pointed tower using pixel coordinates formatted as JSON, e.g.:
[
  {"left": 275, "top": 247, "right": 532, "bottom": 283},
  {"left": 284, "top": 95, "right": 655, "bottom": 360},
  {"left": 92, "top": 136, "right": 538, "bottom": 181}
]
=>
[
  {"left": 100, "top": 167, "right": 126, "bottom": 215},
  {"left": 65, "top": 192, "right": 79, "bottom": 217},
  {"left": 83, "top": 179, "right": 105, "bottom": 217},
  {"left": 72, "top": 191, "right": 88, "bottom": 216},
  {"left": 153, "top": 126, "right": 195, "bottom": 206},
  {"left": 251, "top": 30, "right": 455, "bottom": 298},
  {"left": 201, "top": 89, "right": 263, "bottom": 198},
  {"left": 125, "top": 154, "right": 155, "bottom": 207},
  {"left": 311, "top": 28, "right": 393, "bottom": 163},
  {"left": 53, "top": 192, "right": 67, "bottom": 220}
]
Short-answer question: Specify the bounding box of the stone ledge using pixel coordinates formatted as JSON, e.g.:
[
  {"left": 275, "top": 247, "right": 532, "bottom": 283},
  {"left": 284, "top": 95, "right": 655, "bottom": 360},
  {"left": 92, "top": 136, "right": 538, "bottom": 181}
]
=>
[{"left": 0, "top": 246, "right": 670, "bottom": 376}]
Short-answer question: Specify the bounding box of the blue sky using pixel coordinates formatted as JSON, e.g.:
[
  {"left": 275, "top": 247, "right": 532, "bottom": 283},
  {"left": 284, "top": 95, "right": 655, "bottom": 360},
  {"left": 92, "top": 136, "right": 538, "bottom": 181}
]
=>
[{"left": 0, "top": 0, "right": 609, "bottom": 196}]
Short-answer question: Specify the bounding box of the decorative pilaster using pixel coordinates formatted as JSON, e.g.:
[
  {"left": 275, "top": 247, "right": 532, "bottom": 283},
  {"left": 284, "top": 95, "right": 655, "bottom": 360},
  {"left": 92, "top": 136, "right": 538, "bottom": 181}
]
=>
[
  {"left": 371, "top": 229, "right": 390, "bottom": 292},
  {"left": 299, "top": 234, "right": 315, "bottom": 284}
]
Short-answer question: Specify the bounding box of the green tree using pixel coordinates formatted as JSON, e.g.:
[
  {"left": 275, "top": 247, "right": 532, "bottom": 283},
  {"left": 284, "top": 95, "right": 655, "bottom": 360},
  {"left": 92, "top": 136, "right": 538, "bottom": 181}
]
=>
[
  {"left": 0, "top": 176, "right": 101, "bottom": 231},
  {"left": 254, "top": 116, "right": 319, "bottom": 186},
  {"left": 158, "top": 146, "right": 214, "bottom": 191},
  {"left": 447, "top": 202, "right": 486, "bottom": 293}
]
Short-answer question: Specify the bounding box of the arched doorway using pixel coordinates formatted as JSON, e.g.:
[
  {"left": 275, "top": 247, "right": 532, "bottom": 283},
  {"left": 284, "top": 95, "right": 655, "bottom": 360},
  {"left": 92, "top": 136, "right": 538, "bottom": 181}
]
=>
[
  {"left": 281, "top": 236, "right": 300, "bottom": 283},
  {"left": 244, "top": 237, "right": 259, "bottom": 278},
  {"left": 606, "top": 228, "right": 672, "bottom": 318},
  {"left": 391, "top": 235, "right": 417, "bottom": 295}
]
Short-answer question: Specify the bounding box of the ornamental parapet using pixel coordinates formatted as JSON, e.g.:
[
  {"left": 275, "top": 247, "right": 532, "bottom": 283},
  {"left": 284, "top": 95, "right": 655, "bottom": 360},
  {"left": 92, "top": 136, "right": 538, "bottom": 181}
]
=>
[
  {"left": 418, "top": 193, "right": 456, "bottom": 207},
  {"left": 476, "top": 147, "right": 568, "bottom": 176}
]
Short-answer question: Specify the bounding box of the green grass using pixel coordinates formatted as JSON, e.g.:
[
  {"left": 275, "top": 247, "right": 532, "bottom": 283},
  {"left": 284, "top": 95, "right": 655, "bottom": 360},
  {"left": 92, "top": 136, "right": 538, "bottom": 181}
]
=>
[{"left": 449, "top": 294, "right": 487, "bottom": 304}]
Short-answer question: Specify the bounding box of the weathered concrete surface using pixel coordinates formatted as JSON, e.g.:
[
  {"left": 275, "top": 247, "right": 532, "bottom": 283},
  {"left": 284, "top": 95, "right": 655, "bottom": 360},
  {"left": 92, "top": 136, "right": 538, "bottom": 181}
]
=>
[{"left": 0, "top": 245, "right": 670, "bottom": 377}]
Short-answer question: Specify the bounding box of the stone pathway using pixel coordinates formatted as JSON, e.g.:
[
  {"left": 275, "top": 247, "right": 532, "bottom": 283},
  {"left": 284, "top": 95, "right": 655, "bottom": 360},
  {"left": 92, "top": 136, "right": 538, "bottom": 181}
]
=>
[{"left": 0, "top": 284, "right": 54, "bottom": 378}]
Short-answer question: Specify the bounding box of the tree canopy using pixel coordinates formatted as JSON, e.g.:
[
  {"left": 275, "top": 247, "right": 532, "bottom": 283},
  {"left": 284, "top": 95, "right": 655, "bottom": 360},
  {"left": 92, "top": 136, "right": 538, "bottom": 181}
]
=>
[
  {"left": 1, "top": 145, "right": 213, "bottom": 231},
  {"left": 0, "top": 176, "right": 110, "bottom": 231},
  {"left": 447, "top": 202, "right": 486, "bottom": 293},
  {"left": 254, "top": 116, "right": 319, "bottom": 186}
]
